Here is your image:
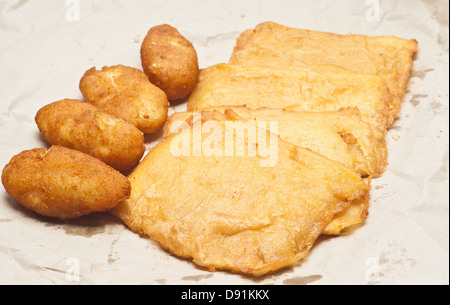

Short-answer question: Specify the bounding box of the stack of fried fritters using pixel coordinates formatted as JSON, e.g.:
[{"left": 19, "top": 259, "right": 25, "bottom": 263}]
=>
[{"left": 112, "top": 22, "right": 418, "bottom": 276}]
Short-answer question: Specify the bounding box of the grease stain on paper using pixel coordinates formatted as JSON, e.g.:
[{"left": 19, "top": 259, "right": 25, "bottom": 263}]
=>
[
  {"left": 409, "top": 94, "right": 428, "bottom": 107},
  {"left": 43, "top": 214, "right": 108, "bottom": 238},
  {"left": 410, "top": 68, "right": 434, "bottom": 80},
  {"left": 182, "top": 274, "right": 214, "bottom": 282},
  {"left": 379, "top": 244, "right": 417, "bottom": 268},
  {"left": 107, "top": 237, "right": 120, "bottom": 263},
  {"left": 155, "top": 278, "right": 167, "bottom": 285},
  {"left": 63, "top": 225, "right": 105, "bottom": 238},
  {"left": 374, "top": 184, "right": 387, "bottom": 190},
  {"left": 282, "top": 275, "right": 322, "bottom": 285}
]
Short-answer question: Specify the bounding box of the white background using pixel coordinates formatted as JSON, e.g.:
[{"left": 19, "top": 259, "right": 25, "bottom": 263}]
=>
[{"left": 0, "top": 0, "right": 448, "bottom": 284}]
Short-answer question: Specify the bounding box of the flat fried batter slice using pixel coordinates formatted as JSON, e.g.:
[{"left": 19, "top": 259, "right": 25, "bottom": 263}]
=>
[
  {"left": 229, "top": 22, "right": 418, "bottom": 121},
  {"left": 165, "top": 107, "right": 382, "bottom": 235},
  {"left": 166, "top": 107, "right": 387, "bottom": 178},
  {"left": 111, "top": 111, "right": 369, "bottom": 275},
  {"left": 187, "top": 64, "right": 391, "bottom": 134}
]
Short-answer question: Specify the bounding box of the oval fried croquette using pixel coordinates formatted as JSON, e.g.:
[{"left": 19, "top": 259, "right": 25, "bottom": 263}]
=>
[
  {"left": 140, "top": 24, "right": 199, "bottom": 100},
  {"left": 79, "top": 64, "right": 169, "bottom": 134},
  {"left": 35, "top": 99, "right": 145, "bottom": 173},
  {"left": 2, "top": 146, "right": 131, "bottom": 219}
]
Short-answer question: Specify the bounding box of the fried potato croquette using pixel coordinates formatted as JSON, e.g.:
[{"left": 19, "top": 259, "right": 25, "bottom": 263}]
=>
[
  {"left": 2, "top": 146, "right": 131, "bottom": 219},
  {"left": 229, "top": 22, "right": 418, "bottom": 120},
  {"left": 141, "top": 24, "right": 199, "bottom": 100},
  {"left": 36, "top": 99, "right": 145, "bottom": 173},
  {"left": 111, "top": 111, "right": 369, "bottom": 276},
  {"left": 79, "top": 64, "right": 169, "bottom": 134}
]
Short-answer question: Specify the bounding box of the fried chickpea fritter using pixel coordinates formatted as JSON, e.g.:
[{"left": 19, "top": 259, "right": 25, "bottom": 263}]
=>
[
  {"left": 140, "top": 24, "right": 199, "bottom": 100},
  {"left": 35, "top": 99, "right": 145, "bottom": 173},
  {"left": 79, "top": 65, "right": 169, "bottom": 134},
  {"left": 2, "top": 146, "right": 131, "bottom": 219},
  {"left": 229, "top": 22, "right": 418, "bottom": 121}
]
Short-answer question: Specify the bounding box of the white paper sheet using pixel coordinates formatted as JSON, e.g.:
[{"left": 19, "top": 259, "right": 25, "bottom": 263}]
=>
[{"left": 0, "top": 0, "right": 448, "bottom": 285}]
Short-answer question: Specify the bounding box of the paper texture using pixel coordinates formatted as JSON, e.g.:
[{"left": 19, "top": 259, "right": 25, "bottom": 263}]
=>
[{"left": 0, "top": 0, "right": 448, "bottom": 285}]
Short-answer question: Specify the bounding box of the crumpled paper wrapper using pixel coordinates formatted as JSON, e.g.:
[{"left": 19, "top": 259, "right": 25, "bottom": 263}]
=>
[{"left": 0, "top": 0, "right": 448, "bottom": 285}]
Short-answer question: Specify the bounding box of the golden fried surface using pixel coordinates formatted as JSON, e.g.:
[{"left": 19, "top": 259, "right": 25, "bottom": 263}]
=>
[
  {"left": 166, "top": 107, "right": 387, "bottom": 178},
  {"left": 187, "top": 64, "right": 391, "bottom": 134},
  {"left": 141, "top": 24, "right": 199, "bottom": 100},
  {"left": 165, "top": 107, "right": 384, "bottom": 235},
  {"left": 111, "top": 111, "right": 369, "bottom": 275},
  {"left": 2, "top": 146, "right": 131, "bottom": 219},
  {"left": 326, "top": 191, "right": 370, "bottom": 235},
  {"left": 229, "top": 22, "right": 418, "bottom": 120},
  {"left": 79, "top": 64, "right": 169, "bottom": 134},
  {"left": 35, "top": 99, "right": 145, "bottom": 173}
]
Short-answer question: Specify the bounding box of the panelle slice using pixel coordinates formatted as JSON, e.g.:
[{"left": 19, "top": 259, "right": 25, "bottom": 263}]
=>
[
  {"left": 166, "top": 107, "right": 387, "bottom": 178},
  {"left": 187, "top": 64, "right": 391, "bottom": 134},
  {"left": 111, "top": 111, "right": 369, "bottom": 275},
  {"left": 165, "top": 107, "right": 383, "bottom": 235},
  {"left": 229, "top": 22, "right": 418, "bottom": 121}
]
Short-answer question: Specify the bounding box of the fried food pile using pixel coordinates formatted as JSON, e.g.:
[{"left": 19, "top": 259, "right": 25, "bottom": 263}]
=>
[
  {"left": 113, "top": 22, "right": 417, "bottom": 275},
  {"left": 2, "top": 24, "right": 198, "bottom": 218},
  {"left": 111, "top": 111, "right": 369, "bottom": 275},
  {"left": 3, "top": 21, "right": 418, "bottom": 276}
]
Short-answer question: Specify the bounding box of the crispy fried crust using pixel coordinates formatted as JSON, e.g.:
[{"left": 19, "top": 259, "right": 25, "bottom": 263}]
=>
[
  {"left": 35, "top": 99, "right": 145, "bottom": 173},
  {"left": 166, "top": 107, "right": 388, "bottom": 178},
  {"left": 79, "top": 64, "right": 169, "bottom": 134},
  {"left": 141, "top": 24, "right": 199, "bottom": 100},
  {"left": 111, "top": 111, "right": 369, "bottom": 275},
  {"left": 2, "top": 146, "right": 131, "bottom": 219},
  {"left": 324, "top": 187, "right": 370, "bottom": 235},
  {"left": 229, "top": 22, "right": 418, "bottom": 120},
  {"left": 165, "top": 107, "right": 385, "bottom": 235},
  {"left": 187, "top": 64, "right": 391, "bottom": 134}
]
